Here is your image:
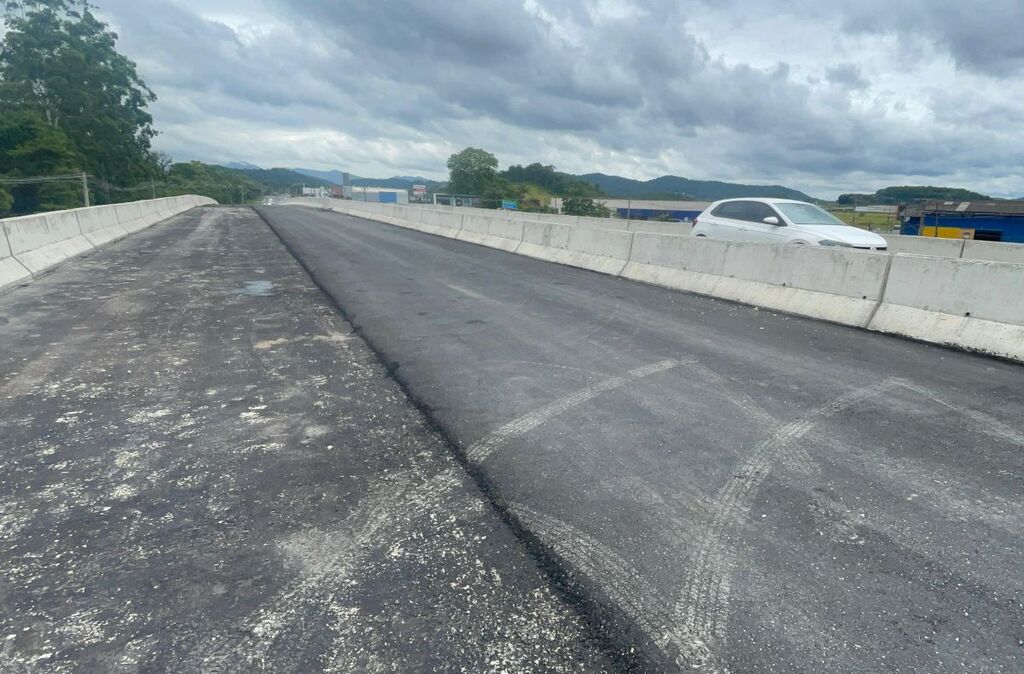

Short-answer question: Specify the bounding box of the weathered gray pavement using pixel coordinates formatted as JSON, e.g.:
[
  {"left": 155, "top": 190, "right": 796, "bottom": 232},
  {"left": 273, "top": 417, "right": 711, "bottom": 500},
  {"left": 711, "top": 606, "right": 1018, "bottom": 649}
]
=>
[
  {"left": 263, "top": 206, "right": 1024, "bottom": 674},
  {"left": 0, "top": 207, "right": 614, "bottom": 673}
]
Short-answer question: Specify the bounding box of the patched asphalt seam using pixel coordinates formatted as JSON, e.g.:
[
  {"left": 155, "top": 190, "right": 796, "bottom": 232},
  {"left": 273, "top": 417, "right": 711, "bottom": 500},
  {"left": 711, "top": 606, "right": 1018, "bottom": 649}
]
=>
[{"left": 255, "top": 207, "right": 671, "bottom": 673}]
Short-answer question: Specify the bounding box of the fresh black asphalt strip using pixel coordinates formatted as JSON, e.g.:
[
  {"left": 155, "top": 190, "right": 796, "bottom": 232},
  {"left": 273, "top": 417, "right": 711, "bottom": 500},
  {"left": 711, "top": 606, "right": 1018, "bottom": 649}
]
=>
[{"left": 262, "top": 205, "right": 1024, "bottom": 674}]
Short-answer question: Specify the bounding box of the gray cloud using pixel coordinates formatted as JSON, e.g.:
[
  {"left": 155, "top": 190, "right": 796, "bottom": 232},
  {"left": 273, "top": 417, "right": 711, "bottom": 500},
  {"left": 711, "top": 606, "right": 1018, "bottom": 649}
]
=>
[
  {"left": 91, "top": 0, "right": 1024, "bottom": 197},
  {"left": 825, "top": 64, "right": 869, "bottom": 90},
  {"left": 838, "top": 0, "right": 1024, "bottom": 76}
]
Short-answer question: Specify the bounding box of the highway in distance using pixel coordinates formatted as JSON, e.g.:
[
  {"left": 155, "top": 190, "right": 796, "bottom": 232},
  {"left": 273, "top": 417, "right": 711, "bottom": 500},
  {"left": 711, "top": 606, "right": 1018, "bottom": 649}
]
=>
[{"left": 263, "top": 205, "right": 1024, "bottom": 673}]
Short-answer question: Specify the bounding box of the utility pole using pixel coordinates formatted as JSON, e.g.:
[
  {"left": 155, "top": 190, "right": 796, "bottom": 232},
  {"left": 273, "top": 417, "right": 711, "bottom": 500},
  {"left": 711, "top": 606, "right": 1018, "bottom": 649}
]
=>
[{"left": 81, "top": 172, "right": 90, "bottom": 207}]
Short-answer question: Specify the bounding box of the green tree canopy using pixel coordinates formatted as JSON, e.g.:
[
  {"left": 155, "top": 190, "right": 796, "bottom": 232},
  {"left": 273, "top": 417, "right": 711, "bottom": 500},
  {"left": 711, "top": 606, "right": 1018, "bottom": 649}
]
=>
[
  {"left": 1, "top": 0, "right": 158, "bottom": 190},
  {"left": 165, "top": 161, "right": 262, "bottom": 204},
  {"left": 561, "top": 196, "right": 610, "bottom": 217},
  {"left": 446, "top": 147, "right": 499, "bottom": 195},
  {"left": 503, "top": 162, "right": 603, "bottom": 197},
  {"left": 0, "top": 108, "right": 82, "bottom": 214},
  {"left": 837, "top": 185, "right": 992, "bottom": 205}
]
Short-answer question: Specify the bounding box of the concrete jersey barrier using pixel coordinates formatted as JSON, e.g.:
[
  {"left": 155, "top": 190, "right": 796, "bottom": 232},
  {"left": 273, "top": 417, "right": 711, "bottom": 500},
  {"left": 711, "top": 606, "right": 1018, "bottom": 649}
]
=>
[
  {"left": 456, "top": 214, "right": 524, "bottom": 252},
  {"left": 882, "top": 234, "right": 964, "bottom": 258},
  {"left": 868, "top": 255, "right": 1024, "bottom": 361},
  {"left": 621, "top": 232, "right": 890, "bottom": 327},
  {"left": 0, "top": 195, "right": 216, "bottom": 292},
  {"left": 517, "top": 221, "right": 633, "bottom": 275},
  {"left": 883, "top": 233, "right": 1024, "bottom": 265},
  {"left": 963, "top": 239, "right": 1024, "bottom": 265},
  {"left": 282, "top": 200, "right": 1024, "bottom": 363},
  {"left": 0, "top": 222, "right": 32, "bottom": 290},
  {"left": 77, "top": 204, "right": 130, "bottom": 245},
  {"left": 3, "top": 209, "right": 94, "bottom": 274}
]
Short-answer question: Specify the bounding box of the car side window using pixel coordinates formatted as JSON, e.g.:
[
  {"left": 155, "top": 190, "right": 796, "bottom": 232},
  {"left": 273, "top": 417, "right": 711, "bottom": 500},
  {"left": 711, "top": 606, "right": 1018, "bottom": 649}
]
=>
[
  {"left": 746, "top": 202, "right": 780, "bottom": 223},
  {"left": 727, "top": 201, "right": 762, "bottom": 222},
  {"left": 712, "top": 202, "right": 744, "bottom": 220}
]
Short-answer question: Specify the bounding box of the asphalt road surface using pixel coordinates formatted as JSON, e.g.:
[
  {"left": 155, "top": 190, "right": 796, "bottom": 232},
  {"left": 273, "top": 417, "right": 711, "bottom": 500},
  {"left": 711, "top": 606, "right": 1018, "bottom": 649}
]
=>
[
  {"left": 0, "top": 207, "right": 613, "bottom": 673},
  {"left": 264, "top": 205, "right": 1024, "bottom": 674}
]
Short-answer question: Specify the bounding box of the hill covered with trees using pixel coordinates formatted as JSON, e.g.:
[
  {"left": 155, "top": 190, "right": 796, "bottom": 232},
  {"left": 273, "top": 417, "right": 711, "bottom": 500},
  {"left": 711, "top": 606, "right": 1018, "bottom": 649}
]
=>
[
  {"left": 575, "top": 173, "right": 813, "bottom": 201},
  {"left": 836, "top": 186, "right": 992, "bottom": 205}
]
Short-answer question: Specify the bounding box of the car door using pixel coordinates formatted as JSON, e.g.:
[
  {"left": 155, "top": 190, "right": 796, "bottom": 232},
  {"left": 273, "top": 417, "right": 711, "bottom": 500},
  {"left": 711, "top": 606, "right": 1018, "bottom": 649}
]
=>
[
  {"left": 707, "top": 201, "right": 748, "bottom": 241},
  {"left": 720, "top": 199, "right": 770, "bottom": 241},
  {"left": 741, "top": 202, "right": 789, "bottom": 244}
]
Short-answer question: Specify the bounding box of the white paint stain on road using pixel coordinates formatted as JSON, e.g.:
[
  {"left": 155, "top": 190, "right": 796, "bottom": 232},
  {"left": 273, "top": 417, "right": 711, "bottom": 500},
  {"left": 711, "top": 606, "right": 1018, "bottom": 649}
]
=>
[{"left": 445, "top": 283, "right": 488, "bottom": 301}]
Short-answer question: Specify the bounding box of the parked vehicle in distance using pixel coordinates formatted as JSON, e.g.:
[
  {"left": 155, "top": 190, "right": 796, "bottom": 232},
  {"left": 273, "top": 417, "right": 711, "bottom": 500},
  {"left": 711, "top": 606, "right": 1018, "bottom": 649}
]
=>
[{"left": 692, "top": 198, "right": 888, "bottom": 250}]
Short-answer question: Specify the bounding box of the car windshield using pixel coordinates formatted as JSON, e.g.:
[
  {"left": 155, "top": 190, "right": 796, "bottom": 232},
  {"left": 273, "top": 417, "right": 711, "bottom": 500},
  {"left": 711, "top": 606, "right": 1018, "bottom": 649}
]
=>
[{"left": 774, "top": 203, "right": 847, "bottom": 225}]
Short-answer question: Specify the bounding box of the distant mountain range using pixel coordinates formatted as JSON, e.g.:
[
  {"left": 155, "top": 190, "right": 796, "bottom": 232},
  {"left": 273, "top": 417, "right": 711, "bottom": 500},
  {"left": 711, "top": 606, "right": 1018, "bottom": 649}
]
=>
[
  {"left": 293, "top": 168, "right": 446, "bottom": 191},
  {"left": 220, "top": 161, "right": 813, "bottom": 200},
  {"left": 291, "top": 168, "right": 347, "bottom": 185},
  {"left": 222, "top": 161, "right": 263, "bottom": 171},
  {"left": 574, "top": 173, "right": 814, "bottom": 201},
  {"left": 224, "top": 161, "right": 1004, "bottom": 205},
  {"left": 224, "top": 167, "right": 336, "bottom": 189}
]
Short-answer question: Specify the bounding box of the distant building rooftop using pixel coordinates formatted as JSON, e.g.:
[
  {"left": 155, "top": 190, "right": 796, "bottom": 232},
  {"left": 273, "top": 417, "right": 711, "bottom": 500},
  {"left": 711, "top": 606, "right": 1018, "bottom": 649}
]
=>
[{"left": 904, "top": 200, "right": 1024, "bottom": 217}]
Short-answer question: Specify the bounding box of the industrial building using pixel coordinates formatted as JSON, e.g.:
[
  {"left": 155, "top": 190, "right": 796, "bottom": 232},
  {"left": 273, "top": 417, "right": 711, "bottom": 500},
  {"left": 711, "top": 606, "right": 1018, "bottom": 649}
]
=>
[
  {"left": 433, "top": 194, "right": 482, "bottom": 207},
  {"left": 350, "top": 186, "right": 409, "bottom": 204},
  {"left": 549, "top": 198, "right": 711, "bottom": 222},
  {"left": 901, "top": 200, "right": 1024, "bottom": 243}
]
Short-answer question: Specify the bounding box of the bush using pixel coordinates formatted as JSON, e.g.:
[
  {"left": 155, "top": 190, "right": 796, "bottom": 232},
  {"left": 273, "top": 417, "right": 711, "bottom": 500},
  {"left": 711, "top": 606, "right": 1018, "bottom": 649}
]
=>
[{"left": 562, "top": 196, "right": 610, "bottom": 217}]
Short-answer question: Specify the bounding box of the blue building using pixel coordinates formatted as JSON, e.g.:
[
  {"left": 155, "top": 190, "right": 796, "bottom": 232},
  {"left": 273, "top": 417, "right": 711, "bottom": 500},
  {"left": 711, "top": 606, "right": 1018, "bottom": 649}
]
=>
[
  {"left": 599, "top": 199, "right": 711, "bottom": 222},
  {"left": 901, "top": 200, "right": 1024, "bottom": 243}
]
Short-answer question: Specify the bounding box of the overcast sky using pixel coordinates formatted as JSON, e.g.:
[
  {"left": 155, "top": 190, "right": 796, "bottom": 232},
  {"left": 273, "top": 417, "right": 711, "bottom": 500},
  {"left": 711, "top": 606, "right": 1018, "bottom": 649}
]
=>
[{"left": 95, "top": 0, "right": 1024, "bottom": 198}]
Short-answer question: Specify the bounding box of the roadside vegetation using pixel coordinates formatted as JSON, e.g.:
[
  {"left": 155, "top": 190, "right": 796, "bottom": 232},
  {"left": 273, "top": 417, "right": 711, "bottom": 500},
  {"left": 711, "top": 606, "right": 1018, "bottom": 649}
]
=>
[
  {"left": 0, "top": 0, "right": 273, "bottom": 216},
  {"left": 445, "top": 147, "right": 607, "bottom": 214}
]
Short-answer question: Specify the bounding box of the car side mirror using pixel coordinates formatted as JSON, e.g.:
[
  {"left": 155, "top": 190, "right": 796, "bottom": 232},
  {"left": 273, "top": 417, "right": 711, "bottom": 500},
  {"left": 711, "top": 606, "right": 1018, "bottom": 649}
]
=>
[{"left": 763, "top": 216, "right": 781, "bottom": 226}]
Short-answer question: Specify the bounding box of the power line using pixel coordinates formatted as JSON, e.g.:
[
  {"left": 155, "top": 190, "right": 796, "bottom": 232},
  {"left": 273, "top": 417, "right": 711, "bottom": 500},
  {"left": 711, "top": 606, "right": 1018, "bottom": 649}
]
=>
[{"left": 0, "top": 173, "right": 86, "bottom": 185}]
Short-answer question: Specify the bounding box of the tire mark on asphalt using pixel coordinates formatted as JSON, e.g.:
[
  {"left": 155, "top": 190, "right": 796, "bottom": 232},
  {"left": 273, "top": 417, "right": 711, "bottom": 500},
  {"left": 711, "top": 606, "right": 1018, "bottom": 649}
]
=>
[
  {"left": 667, "top": 379, "right": 899, "bottom": 669},
  {"left": 508, "top": 503, "right": 668, "bottom": 634},
  {"left": 479, "top": 359, "right": 791, "bottom": 673},
  {"left": 511, "top": 503, "right": 736, "bottom": 673},
  {"left": 465, "top": 359, "right": 682, "bottom": 463}
]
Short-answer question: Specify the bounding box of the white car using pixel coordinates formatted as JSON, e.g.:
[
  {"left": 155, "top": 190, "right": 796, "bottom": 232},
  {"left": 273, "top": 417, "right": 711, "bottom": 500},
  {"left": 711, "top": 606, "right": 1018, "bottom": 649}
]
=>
[{"left": 692, "top": 198, "right": 888, "bottom": 250}]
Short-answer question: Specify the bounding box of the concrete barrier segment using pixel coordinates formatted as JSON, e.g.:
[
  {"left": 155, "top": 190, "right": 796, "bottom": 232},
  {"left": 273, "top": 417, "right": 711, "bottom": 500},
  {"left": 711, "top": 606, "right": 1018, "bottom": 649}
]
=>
[
  {"left": 621, "top": 233, "right": 889, "bottom": 328},
  {"left": 867, "top": 255, "right": 1024, "bottom": 361}
]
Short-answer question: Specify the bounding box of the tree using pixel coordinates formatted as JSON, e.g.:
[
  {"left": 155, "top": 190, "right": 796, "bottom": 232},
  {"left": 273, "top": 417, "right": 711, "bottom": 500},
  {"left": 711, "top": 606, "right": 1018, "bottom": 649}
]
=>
[
  {"left": 562, "top": 196, "right": 610, "bottom": 218},
  {"left": 152, "top": 151, "right": 174, "bottom": 177},
  {"left": 446, "top": 147, "right": 499, "bottom": 195},
  {"left": 502, "top": 162, "right": 604, "bottom": 198},
  {"left": 0, "top": 109, "right": 82, "bottom": 214},
  {"left": 1, "top": 0, "right": 159, "bottom": 192},
  {"left": 165, "top": 161, "right": 261, "bottom": 204}
]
